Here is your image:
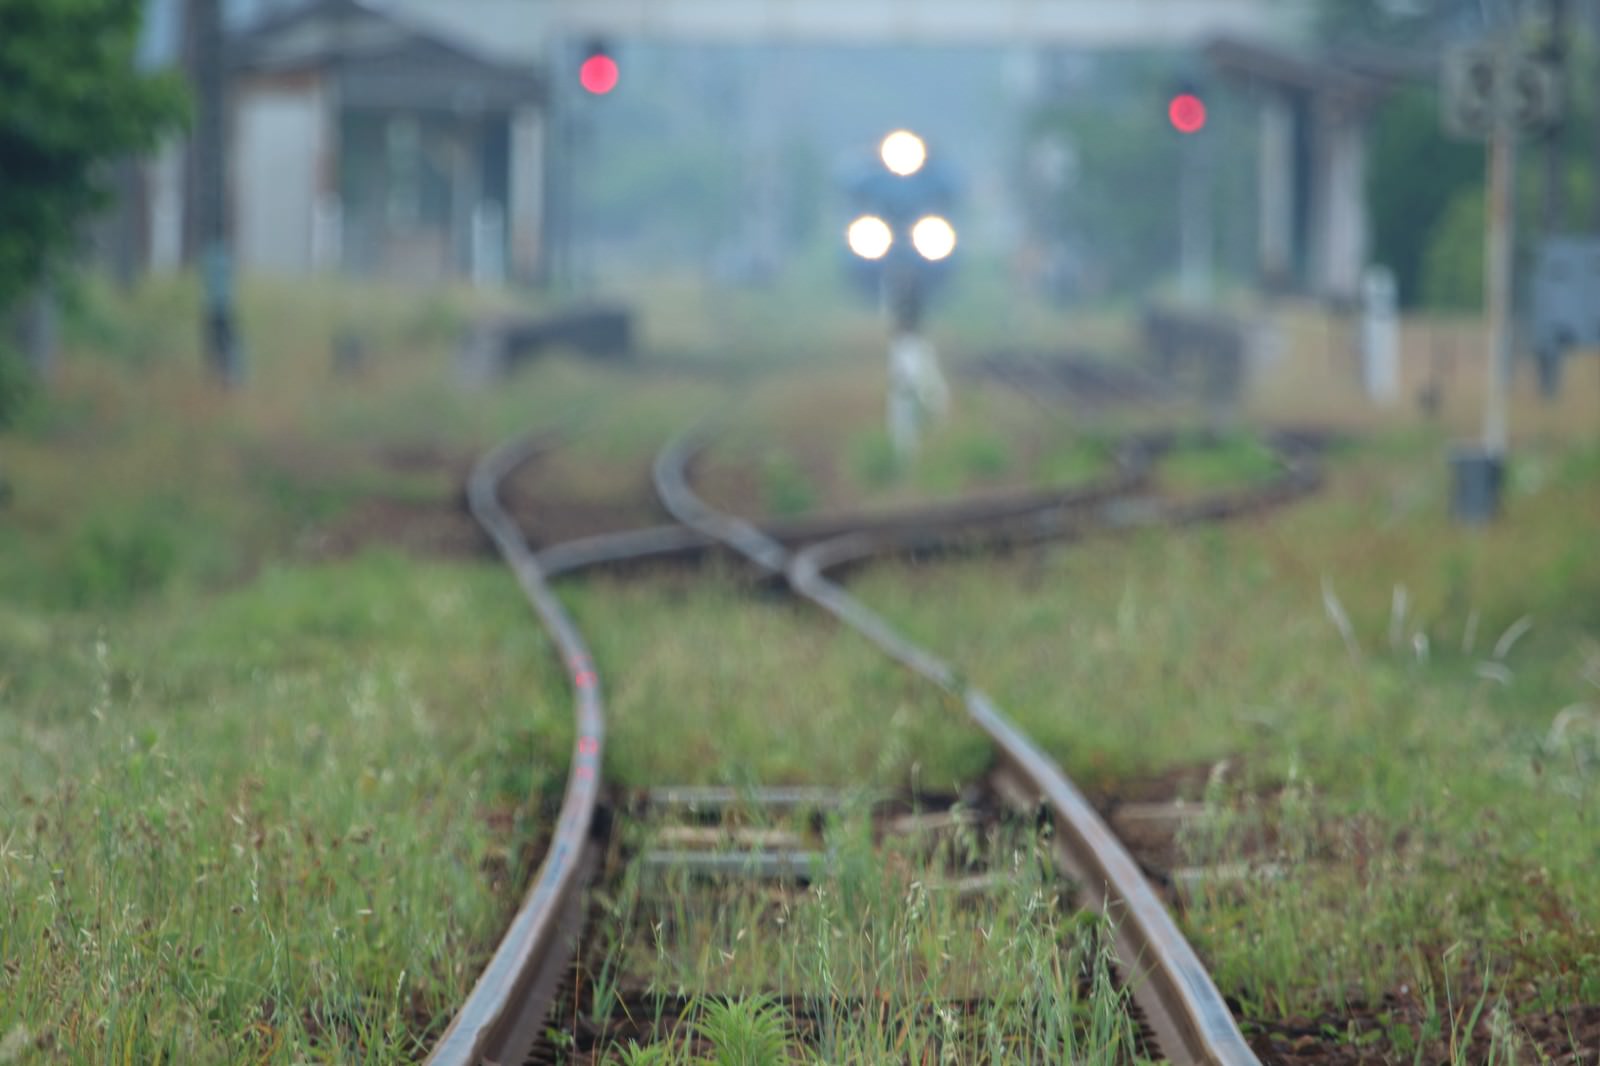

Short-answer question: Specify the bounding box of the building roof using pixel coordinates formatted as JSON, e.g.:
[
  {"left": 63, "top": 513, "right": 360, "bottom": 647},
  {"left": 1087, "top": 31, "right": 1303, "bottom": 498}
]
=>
[
  {"left": 232, "top": 0, "right": 545, "bottom": 109},
  {"left": 1205, "top": 36, "right": 1400, "bottom": 109},
  {"left": 378, "top": 0, "right": 549, "bottom": 67},
  {"left": 235, "top": 0, "right": 549, "bottom": 73}
]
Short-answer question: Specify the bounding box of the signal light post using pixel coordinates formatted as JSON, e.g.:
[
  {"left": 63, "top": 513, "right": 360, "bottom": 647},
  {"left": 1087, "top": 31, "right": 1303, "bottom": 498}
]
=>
[
  {"left": 1440, "top": 37, "right": 1562, "bottom": 521},
  {"left": 1169, "top": 85, "right": 1213, "bottom": 306},
  {"left": 549, "top": 40, "right": 617, "bottom": 289},
  {"left": 845, "top": 130, "right": 955, "bottom": 461}
]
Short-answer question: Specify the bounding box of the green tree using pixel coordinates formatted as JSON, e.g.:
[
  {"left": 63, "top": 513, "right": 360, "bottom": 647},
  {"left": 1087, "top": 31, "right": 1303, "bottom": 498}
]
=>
[
  {"left": 1367, "top": 85, "right": 1483, "bottom": 307},
  {"left": 0, "top": 0, "right": 184, "bottom": 418},
  {"left": 1420, "top": 183, "right": 1485, "bottom": 308},
  {"left": 1024, "top": 54, "right": 1259, "bottom": 300}
]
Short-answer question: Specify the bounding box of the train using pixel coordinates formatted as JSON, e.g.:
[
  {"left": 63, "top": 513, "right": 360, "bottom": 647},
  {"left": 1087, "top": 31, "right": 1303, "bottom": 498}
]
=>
[{"left": 841, "top": 129, "right": 960, "bottom": 331}]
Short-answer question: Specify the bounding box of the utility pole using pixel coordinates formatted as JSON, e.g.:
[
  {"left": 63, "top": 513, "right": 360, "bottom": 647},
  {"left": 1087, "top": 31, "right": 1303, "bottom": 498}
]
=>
[
  {"left": 1594, "top": 8, "right": 1600, "bottom": 232},
  {"left": 191, "top": 0, "right": 241, "bottom": 386},
  {"left": 1541, "top": 0, "right": 1569, "bottom": 232},
  {"left": 1483, "top": 79, "right": 1517, "bottom": 459},
  {"left": 1440, "top": 33, "right": 1563, "bottom": 521}
]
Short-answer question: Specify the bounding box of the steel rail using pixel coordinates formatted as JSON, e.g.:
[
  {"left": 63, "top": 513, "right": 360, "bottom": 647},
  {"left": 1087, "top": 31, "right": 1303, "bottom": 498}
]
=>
[
  {"left": 427, "top": 433, "right": 606, "bottom": 1066},
  {"left": 653, "top": 432, "right": 1277, "bottom": 1066},
  {"left": 432, "top": 430, "right": 1150, "bottom": 1062},
  {"left": 532, "top": 440, "right": 1157, "bottom": 578},
  {"left": 434, "top": 426, "right": 1316, "bottom": 1064}
]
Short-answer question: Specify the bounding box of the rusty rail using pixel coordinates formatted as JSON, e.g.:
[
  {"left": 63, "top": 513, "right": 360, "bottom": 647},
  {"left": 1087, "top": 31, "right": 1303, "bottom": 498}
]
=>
[
  {"left": 433, "top": 426, "right": 1317, "bottom": 1064},
  {"left": 651, "top": 432, "right": 1313, "bottom": 1066},
  {"left": 427, "top": 434, "right": 605, "bottom": 1066}
]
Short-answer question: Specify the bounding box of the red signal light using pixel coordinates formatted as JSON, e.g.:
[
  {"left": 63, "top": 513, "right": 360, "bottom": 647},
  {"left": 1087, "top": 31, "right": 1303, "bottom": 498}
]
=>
[
  {"left": 579, "top": 54, "right": 618, "bottom": 95},
  {"left": 1168, "top": 93, "right": 1207, "bottom": 134}
]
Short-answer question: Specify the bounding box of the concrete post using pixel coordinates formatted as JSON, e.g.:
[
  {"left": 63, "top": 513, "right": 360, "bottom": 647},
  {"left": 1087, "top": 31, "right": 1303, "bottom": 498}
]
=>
[
  {"left": 509, "top": 107, "right": 545, "bottom": 283},
  {"left": 449, "top": 124, "right": 484, "bottom": 280},
  {"left": 1317, "top": 110, "right": 1367, "bottom": 304},
  {"left": 1541, "top": 0, "right": 1569, "bottom": 232},
  {"left": 472, "top": 201, "right": 507, "bottom": 288},
  {"left": 1360, "top": 265, "right": 1399, "bottom": 404},
  {"left": 148, "top": 137, "right": 185, "bottom": 274},
  {"left": 311, "top": 195, "right": 343, "bottom": 273},
  {"left": 1257, "top": 91, "right": 1294, "bottom": 291},
  {"left": 1594, "top": 6, "right": 1600, "bottom": 231},
  {"left": 191, "top": 0, "right": 241, "bottom": 386}
]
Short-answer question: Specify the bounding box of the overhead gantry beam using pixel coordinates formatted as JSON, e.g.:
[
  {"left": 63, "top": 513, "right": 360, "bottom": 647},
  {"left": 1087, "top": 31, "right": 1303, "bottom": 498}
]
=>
[{"left": 536, "top": 0, "right": 1311, "bottom": 48}]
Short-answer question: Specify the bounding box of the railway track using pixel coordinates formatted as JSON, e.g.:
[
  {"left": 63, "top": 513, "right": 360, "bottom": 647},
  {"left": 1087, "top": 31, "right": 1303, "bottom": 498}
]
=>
[{"left": 429, "top": 427, "right": 1322, "bottom": 1066}]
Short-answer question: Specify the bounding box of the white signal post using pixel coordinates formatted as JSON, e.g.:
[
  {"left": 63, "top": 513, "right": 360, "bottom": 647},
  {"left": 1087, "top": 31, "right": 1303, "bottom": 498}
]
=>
[{"left": 848, "top": 130, "right": 953, "bottom": 462}]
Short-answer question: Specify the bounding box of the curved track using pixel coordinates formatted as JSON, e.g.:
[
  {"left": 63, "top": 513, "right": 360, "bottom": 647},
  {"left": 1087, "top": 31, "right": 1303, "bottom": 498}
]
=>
[
  {"left": 428, "top": 434, "right": 605, "bottom": 1066},
  {"left": 430, "top": 426, "right": 1321, "bottom": 1065},
  {"left": 653, "top": 435, "right": 1276, "bottom": 1066}
]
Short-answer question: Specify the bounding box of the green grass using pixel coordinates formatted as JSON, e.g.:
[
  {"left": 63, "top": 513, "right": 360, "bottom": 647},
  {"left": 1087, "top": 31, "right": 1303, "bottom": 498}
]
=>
[
  {"left": 912, "top": 428, "right": 1014, "bottom": 495},
  {"left": 1036, "top": 437, "right": 1114, "bottom": 488},
  {"left": 562, "top": 570, "right": 989, "bottom": 790},
  {"left": 0, "top": 553, "right": 570, "bottom": 1061},
  {"left": 1157, "top": 431, "right": 1282, "bottom": 493},
  {"left": 844, "top": 429, "right": 1600, "bottom": 1053},
  {"left": 7, "top": 273, "right": 1598, "bottom": 1062},
  {"left": 701, "top": 369, "right": 1137, "bottom": 519},
  {"left": 846, "top": 429, "right": 902, "bottom": 491},
  {"left": 579, "top": 802, "right": 1141, "bottom": 1065},
  {"left": 841, "top": 425, "right": 1018, "bottom": 498},
  {"left": 0, "top": 275, "right": 727, "bottom": 1062},
  {"left": 759, "top": 452, "right": 816, "bottom": 518}
]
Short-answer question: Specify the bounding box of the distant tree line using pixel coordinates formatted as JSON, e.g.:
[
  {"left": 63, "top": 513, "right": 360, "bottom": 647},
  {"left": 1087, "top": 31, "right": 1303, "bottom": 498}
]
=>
[{"left": 0, "top": 0, "right": 185, "bottom": 422}]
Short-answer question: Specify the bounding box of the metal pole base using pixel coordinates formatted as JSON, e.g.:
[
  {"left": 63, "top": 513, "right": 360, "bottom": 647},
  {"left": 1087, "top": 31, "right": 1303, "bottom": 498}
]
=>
[{"left": 1450, "top": 446, "right": 1505, "bottom": 524}]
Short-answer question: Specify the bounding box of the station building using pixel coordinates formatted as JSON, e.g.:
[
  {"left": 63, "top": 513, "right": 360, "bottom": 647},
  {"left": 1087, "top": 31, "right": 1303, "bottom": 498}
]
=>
[{"left": 114, "top": 0, "right": 549, "bottom": 285}]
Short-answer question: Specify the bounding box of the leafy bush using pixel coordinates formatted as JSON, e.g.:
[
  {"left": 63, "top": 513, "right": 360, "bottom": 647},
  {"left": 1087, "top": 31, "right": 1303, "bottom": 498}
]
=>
[
  {"left": 0, "top": 343, "right": 34, "bottom": 428},
  {"left": 696, "top": 996, "right": 791, "bottom": 1066},
  {"left": 63, "top": 513, "right": 179, "bottom": 607},
  {"left": 61, "top": 276, "right": 198, "bottom": 367},
  {"left": 1420, "top": 185, "right": 1485, "bottom": 311}
]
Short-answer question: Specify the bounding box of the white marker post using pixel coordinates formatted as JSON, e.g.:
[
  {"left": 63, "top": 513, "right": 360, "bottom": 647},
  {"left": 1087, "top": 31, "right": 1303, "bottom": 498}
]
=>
[
  {"left": 887, "top": 331, "right": 950, "bottom": 461},
  {"left": 1360, "top": 265, "right": 1400, "bottom": 405}
]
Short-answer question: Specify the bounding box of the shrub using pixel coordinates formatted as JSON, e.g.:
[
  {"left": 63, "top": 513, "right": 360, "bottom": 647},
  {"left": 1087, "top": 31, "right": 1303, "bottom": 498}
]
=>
[
  {"left": 63, "top": 514, "right": 179, "bottom": 608},
  {"left": 0, "top": 344, "right": 34, "bottom": 428}
]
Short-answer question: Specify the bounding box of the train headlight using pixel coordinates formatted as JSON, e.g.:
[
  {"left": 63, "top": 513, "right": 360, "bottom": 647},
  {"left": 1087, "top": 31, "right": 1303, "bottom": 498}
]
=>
[
  {"left": 846, "top": 215, "right": 894, "bottom": 260},
  {"left": 879, "top": 130, "right": 927, "bottom": 177},
  {"left": 911, "top": 216, "right": 956, "bottom": 261}
]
